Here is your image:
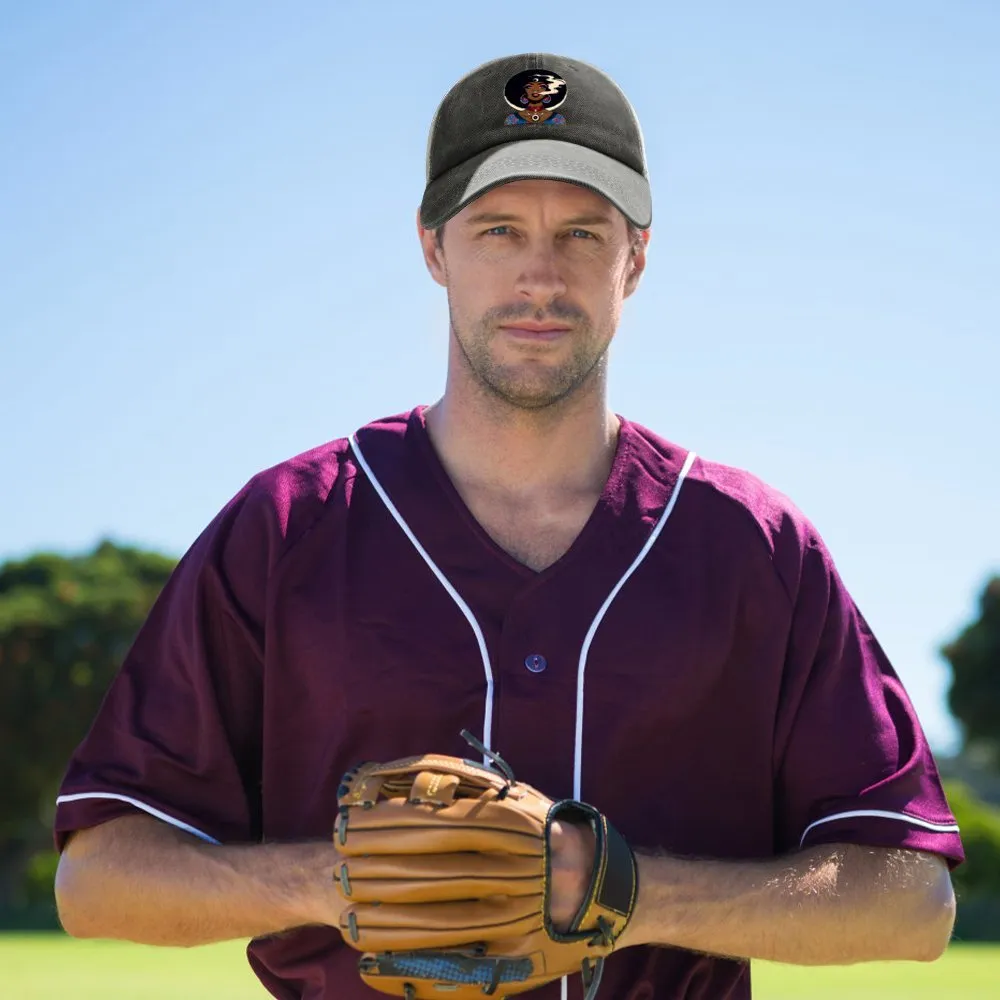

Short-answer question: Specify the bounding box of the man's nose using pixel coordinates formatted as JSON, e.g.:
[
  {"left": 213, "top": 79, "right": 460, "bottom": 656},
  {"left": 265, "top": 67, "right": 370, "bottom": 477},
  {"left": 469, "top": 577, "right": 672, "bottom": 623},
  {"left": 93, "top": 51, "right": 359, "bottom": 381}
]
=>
[{"left": 514, "top": 244, "right": 568, "bottom": 304}]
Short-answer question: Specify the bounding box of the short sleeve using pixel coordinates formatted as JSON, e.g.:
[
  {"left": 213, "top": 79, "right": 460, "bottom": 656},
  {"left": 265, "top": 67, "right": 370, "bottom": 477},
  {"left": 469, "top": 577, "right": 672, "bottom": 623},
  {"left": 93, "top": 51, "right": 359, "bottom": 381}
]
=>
[
  {"left": 773, "top": 531, "right": 964, "bottom": 870},
  {"left": 53, "top": 483, "right": 267, "bottom": 851}
]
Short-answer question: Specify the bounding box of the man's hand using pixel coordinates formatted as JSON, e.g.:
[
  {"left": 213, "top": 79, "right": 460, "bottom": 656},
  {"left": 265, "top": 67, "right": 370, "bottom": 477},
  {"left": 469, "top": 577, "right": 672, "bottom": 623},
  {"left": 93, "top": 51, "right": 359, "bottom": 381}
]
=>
[
  {"left": 332, "top": 737, "right": 638, "bottom": 1000},
  {"left": 548, "top": 818, "right": 599, "bottom": 932}
]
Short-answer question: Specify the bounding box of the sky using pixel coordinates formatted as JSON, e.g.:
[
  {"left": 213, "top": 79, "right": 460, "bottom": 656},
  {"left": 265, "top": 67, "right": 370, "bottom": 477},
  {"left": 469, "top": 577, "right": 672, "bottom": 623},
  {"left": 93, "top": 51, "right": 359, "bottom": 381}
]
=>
[{"left": 1, "top": 1, "right": 997, "bottom": 754}]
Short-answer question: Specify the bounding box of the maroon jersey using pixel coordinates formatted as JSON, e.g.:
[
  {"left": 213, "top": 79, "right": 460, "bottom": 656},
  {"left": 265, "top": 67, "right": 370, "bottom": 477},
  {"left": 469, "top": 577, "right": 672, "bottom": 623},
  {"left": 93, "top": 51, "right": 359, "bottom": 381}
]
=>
[{"left": 54, "top": 407, "right": 963, "bottom": 999}]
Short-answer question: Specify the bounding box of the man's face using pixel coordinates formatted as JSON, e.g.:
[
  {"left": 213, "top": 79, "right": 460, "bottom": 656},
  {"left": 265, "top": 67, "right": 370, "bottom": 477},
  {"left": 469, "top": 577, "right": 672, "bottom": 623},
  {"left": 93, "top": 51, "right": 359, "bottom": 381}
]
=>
[{"left": 419, "top": 179, "right": 647, "bottom": 411}]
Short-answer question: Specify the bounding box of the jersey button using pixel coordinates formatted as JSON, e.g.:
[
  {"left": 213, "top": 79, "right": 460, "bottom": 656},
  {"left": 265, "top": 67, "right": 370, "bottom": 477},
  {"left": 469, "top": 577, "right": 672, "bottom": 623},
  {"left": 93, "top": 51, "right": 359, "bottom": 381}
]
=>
[{"left": 524, "top": 654, "right": 547, "bottom": 673}]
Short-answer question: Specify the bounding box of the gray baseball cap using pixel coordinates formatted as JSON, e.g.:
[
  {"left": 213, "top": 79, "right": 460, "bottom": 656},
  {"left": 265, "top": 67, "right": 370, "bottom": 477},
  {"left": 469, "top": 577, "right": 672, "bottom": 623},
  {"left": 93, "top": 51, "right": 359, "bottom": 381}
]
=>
[{"left": 420, "top": 53, "right": 651, "bottom": 231}]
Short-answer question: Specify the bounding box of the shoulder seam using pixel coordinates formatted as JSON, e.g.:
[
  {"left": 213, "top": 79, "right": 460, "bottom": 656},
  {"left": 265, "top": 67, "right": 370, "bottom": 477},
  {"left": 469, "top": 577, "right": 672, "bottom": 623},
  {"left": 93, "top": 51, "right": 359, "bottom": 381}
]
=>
[
  {"left": 278, "top": 464, "right": 356, "bottom": 575},
  {"left": 241, "top": 442, "right": 355, "bottom": 578},
  {"left": 684, "top": 465, "right": 796, "bottom": 609}
]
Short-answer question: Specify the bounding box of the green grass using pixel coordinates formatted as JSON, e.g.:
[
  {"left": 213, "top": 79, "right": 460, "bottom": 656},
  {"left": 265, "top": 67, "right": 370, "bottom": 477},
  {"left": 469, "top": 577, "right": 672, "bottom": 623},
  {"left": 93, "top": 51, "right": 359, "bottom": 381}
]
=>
[
  {"left": 753, "top": 945, "right": 999, "bottom": 998},
  {"left": 0, "top": 935, "right": 262, "bottom": 999},
  {"left": 1, "top": 934, "right": 997, "bottom": 998}
]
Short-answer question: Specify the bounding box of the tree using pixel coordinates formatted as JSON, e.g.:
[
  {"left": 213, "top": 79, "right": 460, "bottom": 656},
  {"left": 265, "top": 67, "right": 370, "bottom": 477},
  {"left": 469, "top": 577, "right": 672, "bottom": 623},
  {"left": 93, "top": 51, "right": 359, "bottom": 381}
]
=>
[
  {"left": 0, "top": 540, "right": 176, "bottom": 912},
  {"left": 943, "top": 575, "right": 1000, "bottom": 770},
  {"left": 943, "top": 780, "right": 1000, "bottom": 941}
]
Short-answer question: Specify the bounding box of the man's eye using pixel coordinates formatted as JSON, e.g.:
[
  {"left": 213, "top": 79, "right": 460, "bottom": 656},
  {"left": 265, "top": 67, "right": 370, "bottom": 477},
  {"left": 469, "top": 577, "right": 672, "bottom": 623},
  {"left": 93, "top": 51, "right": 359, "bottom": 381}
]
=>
[
  {"left": 569, "top": 229, "right": 596, "bottom": 239},
  {"left": 484, "top": 226, "right": 511, "bottom": 236}
]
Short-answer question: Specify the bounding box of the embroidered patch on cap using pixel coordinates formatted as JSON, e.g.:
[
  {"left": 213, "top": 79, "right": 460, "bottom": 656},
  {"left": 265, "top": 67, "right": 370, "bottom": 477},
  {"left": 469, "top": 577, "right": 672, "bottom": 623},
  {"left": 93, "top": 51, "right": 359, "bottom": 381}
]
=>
[{"left": 503, "top": 69, "right": 567, "bottom": 126}]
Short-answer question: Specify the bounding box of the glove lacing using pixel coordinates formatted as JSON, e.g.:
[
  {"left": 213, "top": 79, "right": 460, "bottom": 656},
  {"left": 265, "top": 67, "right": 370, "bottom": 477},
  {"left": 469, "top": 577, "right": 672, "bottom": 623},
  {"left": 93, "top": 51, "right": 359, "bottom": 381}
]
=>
[{"left": 460, "top": 728, "right": 517, "bottom": 796}]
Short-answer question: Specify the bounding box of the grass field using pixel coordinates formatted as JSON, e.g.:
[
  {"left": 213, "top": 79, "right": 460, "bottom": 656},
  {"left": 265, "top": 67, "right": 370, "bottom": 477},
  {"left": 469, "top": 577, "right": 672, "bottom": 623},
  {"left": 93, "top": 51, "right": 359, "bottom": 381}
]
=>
[{"left": 1, "top": 934, "right": 997, "bottom": 998}]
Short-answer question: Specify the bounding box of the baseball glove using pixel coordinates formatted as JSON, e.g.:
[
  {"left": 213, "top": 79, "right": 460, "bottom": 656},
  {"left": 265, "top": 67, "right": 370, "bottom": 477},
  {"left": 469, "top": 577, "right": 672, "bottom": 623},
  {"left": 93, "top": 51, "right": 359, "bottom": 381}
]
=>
[{"left": 332, "top": 729, "right": 638, "bottom": 1000}]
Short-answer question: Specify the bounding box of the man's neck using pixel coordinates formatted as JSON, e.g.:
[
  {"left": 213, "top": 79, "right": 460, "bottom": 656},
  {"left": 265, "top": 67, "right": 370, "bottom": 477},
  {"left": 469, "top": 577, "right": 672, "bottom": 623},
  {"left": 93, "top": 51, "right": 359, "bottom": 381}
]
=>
[{"left": 423, "top": 387, "right": 620, "bottom": 504}]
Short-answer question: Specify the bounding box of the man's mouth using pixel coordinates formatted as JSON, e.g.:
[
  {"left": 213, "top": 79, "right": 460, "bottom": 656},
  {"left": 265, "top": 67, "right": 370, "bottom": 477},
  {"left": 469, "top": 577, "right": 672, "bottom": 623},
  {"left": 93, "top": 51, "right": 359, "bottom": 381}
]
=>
[{"left": 499, "top": 322, "right": 572, "bottom": 340}]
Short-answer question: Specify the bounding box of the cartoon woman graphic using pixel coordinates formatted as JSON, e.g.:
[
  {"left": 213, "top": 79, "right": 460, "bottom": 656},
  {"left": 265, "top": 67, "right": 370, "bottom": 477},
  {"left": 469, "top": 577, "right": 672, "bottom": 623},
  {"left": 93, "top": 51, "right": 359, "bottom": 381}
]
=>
[{"left": 504, "top": 70, "right": 567, "bottom": 125}]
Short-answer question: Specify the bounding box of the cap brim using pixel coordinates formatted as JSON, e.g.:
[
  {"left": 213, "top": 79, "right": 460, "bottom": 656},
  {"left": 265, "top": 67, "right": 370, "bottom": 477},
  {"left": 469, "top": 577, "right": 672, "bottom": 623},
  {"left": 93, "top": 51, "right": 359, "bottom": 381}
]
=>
[{"left": 420, "top": 139, "right": 652, "bottom": 230}]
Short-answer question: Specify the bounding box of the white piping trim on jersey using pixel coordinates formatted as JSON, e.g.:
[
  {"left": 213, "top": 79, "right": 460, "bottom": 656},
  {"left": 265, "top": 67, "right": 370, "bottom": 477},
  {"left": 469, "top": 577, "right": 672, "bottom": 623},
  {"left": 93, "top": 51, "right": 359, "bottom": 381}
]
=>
[
  {"left": 573, "top": 450, "right": 697, "bottom": 801},
  {"left": 350, "top": 432, "right": 496, "bottom": 760},
  {"left": 55, "top": 792, "right": 221, "bottom": 844},
  {"left": 799, "top": 809, "right": 961, "bottom": 847}
]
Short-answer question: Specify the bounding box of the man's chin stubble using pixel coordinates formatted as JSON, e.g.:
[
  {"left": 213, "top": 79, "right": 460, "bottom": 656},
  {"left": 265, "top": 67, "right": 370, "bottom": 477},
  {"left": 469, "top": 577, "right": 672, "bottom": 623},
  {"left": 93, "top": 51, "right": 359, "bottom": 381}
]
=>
[
  {"left": 448, "top": 314, "right": 610, "bottom": 413},
  {"left": 465, "top": 350, "right": 610, "bottom": 414}
]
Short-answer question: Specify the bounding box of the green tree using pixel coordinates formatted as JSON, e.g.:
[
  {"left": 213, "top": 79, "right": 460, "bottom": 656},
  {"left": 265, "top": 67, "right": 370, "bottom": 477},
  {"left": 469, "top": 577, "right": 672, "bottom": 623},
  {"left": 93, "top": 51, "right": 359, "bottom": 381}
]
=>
[
  {"left": 944, "top": 780, "right": 1000, "bottom": 941},
  {"left": 0, "top": 540, "right": 175, "bottom": 913},
  {"left": 944, "top": 781, "right": 1000, "bottom": 899},
  {"left": 943, "top": 576, "right": 1000, "bottom": 770}
]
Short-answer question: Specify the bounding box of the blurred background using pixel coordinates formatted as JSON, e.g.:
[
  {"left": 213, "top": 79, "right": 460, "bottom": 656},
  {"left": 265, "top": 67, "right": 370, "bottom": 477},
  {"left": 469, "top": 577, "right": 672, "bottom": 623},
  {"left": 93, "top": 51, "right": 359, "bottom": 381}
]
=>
[{"left": 1, "top": 0, "right": 998, "bottom": 995}]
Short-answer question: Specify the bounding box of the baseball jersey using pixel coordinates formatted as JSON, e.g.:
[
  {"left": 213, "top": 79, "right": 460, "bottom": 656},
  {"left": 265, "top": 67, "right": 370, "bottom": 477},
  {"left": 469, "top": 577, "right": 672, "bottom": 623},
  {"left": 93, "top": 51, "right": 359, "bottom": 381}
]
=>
[{"left": 53, "top": 406, "right": 964, "bottom": 1000}]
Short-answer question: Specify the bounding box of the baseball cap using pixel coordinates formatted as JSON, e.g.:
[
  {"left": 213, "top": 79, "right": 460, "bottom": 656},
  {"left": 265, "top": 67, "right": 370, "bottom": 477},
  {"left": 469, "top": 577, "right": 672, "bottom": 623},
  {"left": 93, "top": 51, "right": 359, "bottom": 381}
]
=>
[{"left": 420, "top": 53, "right": 651, "bottom": 231}]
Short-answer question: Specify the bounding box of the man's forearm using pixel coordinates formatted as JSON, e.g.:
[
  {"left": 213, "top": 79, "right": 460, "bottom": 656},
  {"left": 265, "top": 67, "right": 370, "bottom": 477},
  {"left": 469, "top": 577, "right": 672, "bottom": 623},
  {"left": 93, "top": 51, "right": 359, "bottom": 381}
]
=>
[
  {"left": 55, "top": 814, "right": 343, "bottom": 946},
  {"left": 619, "top": 843, "right": 955, "bottom": 965}
]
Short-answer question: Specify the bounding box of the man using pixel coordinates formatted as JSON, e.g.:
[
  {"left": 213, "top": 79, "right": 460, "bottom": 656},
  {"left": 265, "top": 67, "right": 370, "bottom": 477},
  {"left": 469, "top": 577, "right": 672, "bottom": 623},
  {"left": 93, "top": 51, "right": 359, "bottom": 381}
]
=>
[{"left": 53, "top": 53, "right": 963, "bottom": 1000}]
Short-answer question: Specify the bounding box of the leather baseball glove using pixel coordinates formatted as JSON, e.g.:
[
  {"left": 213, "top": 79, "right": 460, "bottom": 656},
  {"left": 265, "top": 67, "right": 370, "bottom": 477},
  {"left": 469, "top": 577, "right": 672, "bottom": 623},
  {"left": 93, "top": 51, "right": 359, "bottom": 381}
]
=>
[{"left": 332, "top": 730, "right": 638, "bottom": 1000}]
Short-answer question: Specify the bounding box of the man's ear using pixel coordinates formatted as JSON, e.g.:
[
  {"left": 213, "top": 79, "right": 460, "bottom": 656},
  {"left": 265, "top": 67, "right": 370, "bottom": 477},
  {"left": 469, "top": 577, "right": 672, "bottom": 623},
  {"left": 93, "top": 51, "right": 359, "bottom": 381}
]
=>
[
  {"left": 623, "top": 228, "right": 650, "bottom": 298},
  {"left": 417, "top": 208, "right": 448, "bottom": 287}
]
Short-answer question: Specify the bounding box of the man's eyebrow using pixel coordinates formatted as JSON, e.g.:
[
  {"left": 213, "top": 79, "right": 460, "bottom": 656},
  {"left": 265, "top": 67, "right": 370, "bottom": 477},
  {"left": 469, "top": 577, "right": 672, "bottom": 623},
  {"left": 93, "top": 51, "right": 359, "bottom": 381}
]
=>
[
  {"left": 462, "top": 212, "right": 523, "bottom": 226},
  {"left": 461, "top": 211, "right": 616, "bottom": 227},
  {"left": 562, "top": 213, "right": 616, "bottom": 226}
]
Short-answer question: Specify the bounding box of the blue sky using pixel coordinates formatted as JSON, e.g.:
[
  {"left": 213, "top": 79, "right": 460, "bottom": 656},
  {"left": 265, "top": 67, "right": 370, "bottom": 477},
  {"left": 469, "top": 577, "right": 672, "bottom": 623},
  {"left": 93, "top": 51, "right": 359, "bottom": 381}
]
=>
[{"left": 2, "top": 1, "right": 997, "bottom": 753}]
